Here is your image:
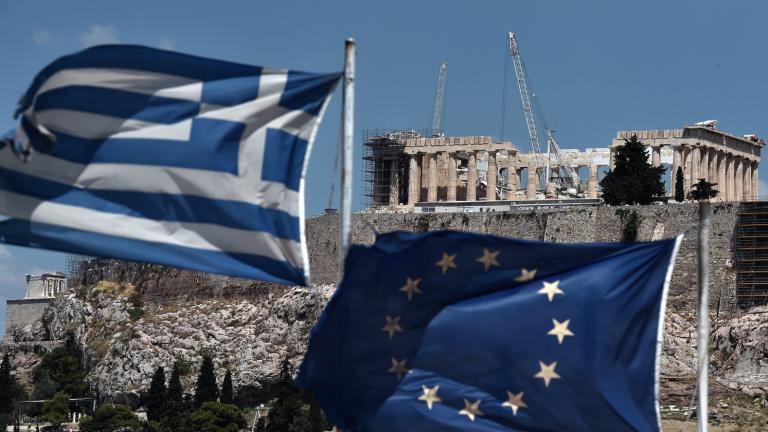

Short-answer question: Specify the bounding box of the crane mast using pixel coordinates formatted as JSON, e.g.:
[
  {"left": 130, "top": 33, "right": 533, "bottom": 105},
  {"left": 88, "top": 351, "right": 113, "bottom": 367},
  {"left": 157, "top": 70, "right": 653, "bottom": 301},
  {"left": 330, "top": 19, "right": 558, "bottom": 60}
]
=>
[
  {"left": 431, "top": 62, "right": 448, "bottom": 138},
  {"left": 507, "top": 33, "right": 542, "bottom": 154},
  {"left": 505, "top": 32, "right": 580, "bottom": 189}
]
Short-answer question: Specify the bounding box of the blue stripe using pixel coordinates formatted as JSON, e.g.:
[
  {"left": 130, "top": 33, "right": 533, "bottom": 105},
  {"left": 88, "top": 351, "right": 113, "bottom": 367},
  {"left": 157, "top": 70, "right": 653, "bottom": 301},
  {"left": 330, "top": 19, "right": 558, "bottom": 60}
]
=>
[
  {"left": 280, "top": 71, "right": 340, "bottom": 116},
  {"left": 0, "top": 219, "right": 306, "bottom": 285},
  {"left": 16, "top": 45, "right": 265, "bottom": 115},
  {"left": 35, "top": 86, "right": 200, "bottom": 124},
  {"left": 29, "top": 118, "right": 243, "bottom": 174},
  {"left": 0, "top": 168, "right": 301, "bottom": 241}
]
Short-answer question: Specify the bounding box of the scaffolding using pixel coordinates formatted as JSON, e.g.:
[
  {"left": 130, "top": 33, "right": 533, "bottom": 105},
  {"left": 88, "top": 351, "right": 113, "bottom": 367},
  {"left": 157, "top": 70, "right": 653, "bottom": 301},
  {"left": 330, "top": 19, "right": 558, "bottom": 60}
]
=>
[
  {"left": 65, "top": 254, "right": 93, "bottom": 282},
  {"left": 363, "top": 128, "right": 430, "bottom": 208},
  {"left": 734, "top": 201, "right": 768, "bottom": 308}
]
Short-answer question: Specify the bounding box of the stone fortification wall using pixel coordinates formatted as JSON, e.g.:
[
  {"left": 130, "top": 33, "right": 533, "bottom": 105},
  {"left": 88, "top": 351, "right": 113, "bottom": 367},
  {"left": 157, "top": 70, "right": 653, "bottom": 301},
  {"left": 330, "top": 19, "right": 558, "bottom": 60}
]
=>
[
  {"left": 307, "top": 203, "right": 740, "bottom": 315},
  {"left": 4, "top": 298, "right": 51, "bottom": 340}
]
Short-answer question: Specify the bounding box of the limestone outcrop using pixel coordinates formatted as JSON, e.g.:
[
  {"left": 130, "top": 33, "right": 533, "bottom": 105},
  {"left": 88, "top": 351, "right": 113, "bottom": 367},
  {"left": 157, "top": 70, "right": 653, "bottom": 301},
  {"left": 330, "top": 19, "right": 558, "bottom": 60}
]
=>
[{"left": 23, "top": 283, "right": 334, "bottom": 403}]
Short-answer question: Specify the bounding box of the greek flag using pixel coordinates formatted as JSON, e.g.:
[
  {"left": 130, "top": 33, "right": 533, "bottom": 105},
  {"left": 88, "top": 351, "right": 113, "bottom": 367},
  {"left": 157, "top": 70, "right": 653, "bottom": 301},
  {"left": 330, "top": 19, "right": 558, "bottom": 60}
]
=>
[{"left": 0, "top": 45, "right": 340, "bottom": 286}]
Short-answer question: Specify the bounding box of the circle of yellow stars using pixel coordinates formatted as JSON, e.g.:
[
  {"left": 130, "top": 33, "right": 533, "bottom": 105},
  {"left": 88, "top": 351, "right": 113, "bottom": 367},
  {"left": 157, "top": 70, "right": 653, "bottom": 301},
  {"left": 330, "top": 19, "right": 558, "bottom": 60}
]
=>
[{"left": 381, "top": 246, "right": 575, "bottom": 422}]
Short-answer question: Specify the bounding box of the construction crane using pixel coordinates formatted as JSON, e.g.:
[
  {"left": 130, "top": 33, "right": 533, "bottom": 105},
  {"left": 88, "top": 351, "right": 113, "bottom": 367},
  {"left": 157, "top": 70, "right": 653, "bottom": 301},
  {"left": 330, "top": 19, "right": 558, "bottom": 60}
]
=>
[
  {"left": 504, "top": 32, "right": 580, "bottom": 189},
  {"left": 431, "top": 62, "right": 448, "bottom": 138}
]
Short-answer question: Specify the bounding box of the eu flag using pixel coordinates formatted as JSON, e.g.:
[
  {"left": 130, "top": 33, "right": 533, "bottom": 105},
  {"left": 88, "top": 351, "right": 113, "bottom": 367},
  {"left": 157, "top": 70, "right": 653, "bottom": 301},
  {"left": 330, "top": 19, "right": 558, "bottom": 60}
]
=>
[{"left": 296, "top": 231, "right": 681, "bottom": 431}]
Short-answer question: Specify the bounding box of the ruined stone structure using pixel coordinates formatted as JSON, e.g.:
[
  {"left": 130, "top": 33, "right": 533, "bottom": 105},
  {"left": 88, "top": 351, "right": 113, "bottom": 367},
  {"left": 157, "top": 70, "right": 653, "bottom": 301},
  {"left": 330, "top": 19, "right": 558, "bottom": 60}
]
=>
[
  {"left": 4, "top": 272, "right": 68, "bottom": 341},
  {"left": 612, "top": 125, "right": 763, "bottom": 202},
  {"left": 364, "top": 124, "right": 762, "bottom": 209}
]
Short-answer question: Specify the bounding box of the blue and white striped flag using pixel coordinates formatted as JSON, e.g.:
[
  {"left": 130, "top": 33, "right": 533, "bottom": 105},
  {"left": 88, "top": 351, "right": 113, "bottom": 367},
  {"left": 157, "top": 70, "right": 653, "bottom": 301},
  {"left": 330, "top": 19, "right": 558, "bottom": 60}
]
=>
[{"left": 0, "top": 45, "right": 340, "bottom": 286}]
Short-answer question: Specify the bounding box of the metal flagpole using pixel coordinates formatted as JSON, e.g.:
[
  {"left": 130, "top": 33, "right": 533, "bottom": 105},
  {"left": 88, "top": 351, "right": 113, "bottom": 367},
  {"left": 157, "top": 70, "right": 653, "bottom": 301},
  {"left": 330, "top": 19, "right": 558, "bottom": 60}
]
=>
[
  {"left": 697, "top": 200, "right": 711, "bottom": 432},
  {"left": 339, "top": 38, "right": 355, "bottom": 280}
]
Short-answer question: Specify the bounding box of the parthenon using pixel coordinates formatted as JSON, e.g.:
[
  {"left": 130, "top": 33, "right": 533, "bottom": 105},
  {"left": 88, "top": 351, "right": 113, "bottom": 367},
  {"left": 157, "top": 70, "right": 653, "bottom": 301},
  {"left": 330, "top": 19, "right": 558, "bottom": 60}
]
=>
[{"left": 363, "top": 123, "right": 763, "bottom": 208}]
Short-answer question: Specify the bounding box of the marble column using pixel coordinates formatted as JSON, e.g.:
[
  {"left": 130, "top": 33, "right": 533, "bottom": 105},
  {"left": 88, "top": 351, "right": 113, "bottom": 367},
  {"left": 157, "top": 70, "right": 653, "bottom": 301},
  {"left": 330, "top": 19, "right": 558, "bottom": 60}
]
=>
[
  {"left": 506, "top": 154, "right": 518, "bottom": 200},
  {"left": 717, "top": 152, "right": 726, "bottom": 202},
  {"left": 407, "top": 154, "right": 420, "bottom": 205},
  {"left": 651, "top": 146, "right": 661, "bottom": 167},
  {"left": 708, "top": 149, "right": 718, "bottom": 184},
  {"left": 388, "top": 158, "right": 400, "bottom": 205},
  {"left": 691, "top": 146, "right": 700, "bottom": 184},
  {"left": 699, "top": 147, "right": 709, "bottom": 182},
  {"left": 682, "top": 146, "right": 692, "bottom": 193},
  {"left": 726, "top": 154, "right": 735, "bottom": 201},
  {"left": 446, "top": 152, "right": 457, "bottom": 201},
  {"left": 735, "top": 157, "right": 744, "bottom": 201},
  {"left": 609, "top": 147, "right": 616, "bottom": 170},
  {"left": 744, "top": 161, "right": 753, "bottom": 201},
  {"left": 427, "top": 153, "right": 438, "bottom": 202},
  {"left": 588, "top": 163, "right": 598, "bottom": 199},
  {"left": 486, "top": 151, "right": 497, "bottom": 201},
  {"left": 526, "top": 167, "right": 538, "bottom": 199},
  {"left": 467, "top": 151, "right": 477, "bottom": 201},
  {"left": 753, "top": 162, "right": 760, "bottom": 199}
]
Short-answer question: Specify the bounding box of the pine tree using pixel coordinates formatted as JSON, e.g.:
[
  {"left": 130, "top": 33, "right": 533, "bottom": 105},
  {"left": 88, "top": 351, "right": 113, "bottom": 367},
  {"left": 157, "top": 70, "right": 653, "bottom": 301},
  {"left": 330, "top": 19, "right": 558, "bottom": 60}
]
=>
[
  {"left": 600, "top": 136, "right": 666, "bottom": 205},
  {"left": 193, "top": 354, "right": 218, "bottom": 408},
  {"left": 220, "top": 370, "right": 234, "bottom": 405},
  {"left": 146, "top": 366, "right": 167, "bottom": 422},
  {"left": 675, "top": 167, "right": 685, "bottom": 202},
  {"left": 42, "top": 392, "right": 70, "bottom": 431},
  {"left": 688, "top": 179, "right": 719, "bottom": 201},
  {"left": 0, "top": 355, "right": 11, "bottom": 413}
]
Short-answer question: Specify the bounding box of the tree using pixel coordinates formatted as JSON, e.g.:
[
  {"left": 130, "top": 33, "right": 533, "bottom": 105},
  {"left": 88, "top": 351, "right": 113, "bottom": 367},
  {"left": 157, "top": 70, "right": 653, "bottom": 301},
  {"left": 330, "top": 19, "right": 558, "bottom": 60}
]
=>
[
  {"left": 220, "top": 370, "right": 234, "bottom": 405},
  {"left": 255, "top": 417, "right": 267, "bottom": 432},
  {"left": 621, "top": 210, "right": 641, "bottom": 243},
  {"left": 688, "top": 179, "right": 719, "bottom": 201},
  {"left": 163, "top": 361, "right": 186, "bottom": 432},
  {"left": 191, "top": 402, "right": 246, "bottom": 432},
  {"left": 600, "top": 136, "right": 666, "bottom": 205},
  {"left": 42, "top": 392, "right": 70, "bottom": 431},
  {"left": 146, "top": 366, "right": 167, "bottom": 422},
  {"left": 32, "top": 370, "right": 57, "bottom": 400},
  {"left": 194, "top": 354, "right": 218, "bottom": 408},
  {"left": 675, "top": 167, "right": 685, "bottom": 202},
  {"left": 264, "top": 360, "right": 330, "bottom": 432},
  {"left": 79, "top": 403, "right": 141, "bottom": 432},
  {"left": 34, "top": 335, "right": 88, "bottom": 397},
  {"left": 0, "top": 354, "right": 13, "bottom": 420}
]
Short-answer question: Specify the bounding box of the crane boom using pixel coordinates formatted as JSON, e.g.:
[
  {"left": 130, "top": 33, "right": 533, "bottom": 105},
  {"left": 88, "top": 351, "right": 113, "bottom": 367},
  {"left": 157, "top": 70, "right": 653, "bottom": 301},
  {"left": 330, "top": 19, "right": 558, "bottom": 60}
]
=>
[
  {"left": 505, "top": 32, "right": 580, "bottom": 188},
  {"left": 507, "top": 33, "right": 542, "bottom": 154},
  {"left": 431, "top": 62, "right": 448, "bottom": 137}
]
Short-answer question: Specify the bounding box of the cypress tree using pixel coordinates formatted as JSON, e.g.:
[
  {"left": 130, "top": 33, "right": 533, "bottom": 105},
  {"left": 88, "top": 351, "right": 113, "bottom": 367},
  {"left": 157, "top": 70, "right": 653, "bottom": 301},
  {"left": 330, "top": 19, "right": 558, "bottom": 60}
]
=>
[
  {"left": 146, "top": 366, "right": 166, "bottom": 422},
  {"left": 220, "top": 369, "right": 234, "bottom": 405},
  {"left": 167, "top": 362, "right": 184, "bottom": 405},
  {"left": 193, "top": 354, "right": 218, "bottom": 408},
  {"left": 164, "top": 361, "right": 185, "bottom": 432},
  {"left": 675, "top": 167, "right": 685, "bottom": 202},
  {"left": 0, "top": 355, "right": 12, "bottom": 425}
]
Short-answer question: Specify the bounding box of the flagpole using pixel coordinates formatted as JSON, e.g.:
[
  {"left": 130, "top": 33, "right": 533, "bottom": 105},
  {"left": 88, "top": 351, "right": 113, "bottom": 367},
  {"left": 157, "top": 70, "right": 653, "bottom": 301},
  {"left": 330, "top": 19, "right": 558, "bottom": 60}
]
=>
[
  {"left": 339, "top": 38, "right": 355, "bottom": 280},
  {"left": 697, "top": 200, "right": 711, "bottom": 432}
]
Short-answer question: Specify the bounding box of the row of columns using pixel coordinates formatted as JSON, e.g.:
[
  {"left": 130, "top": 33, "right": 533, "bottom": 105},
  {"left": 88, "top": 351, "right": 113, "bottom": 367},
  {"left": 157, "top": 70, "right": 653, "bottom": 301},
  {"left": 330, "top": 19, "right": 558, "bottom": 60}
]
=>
[
  {"left": 667, "top": 145, "right": 758, "bottom": 202},
  {"left": 405, "top": 150, "right": 514, "bottom": 205},
  {"left": 400, "top": 151, "right": 608, "bottom": 205}
]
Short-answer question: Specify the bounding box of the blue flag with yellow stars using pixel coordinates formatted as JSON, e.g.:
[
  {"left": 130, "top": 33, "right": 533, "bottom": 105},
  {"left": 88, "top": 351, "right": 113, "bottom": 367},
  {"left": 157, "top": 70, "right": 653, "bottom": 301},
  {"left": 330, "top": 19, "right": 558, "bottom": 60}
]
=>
[{"left": 296, "top": 231, "right": 681, "bottom": 431}]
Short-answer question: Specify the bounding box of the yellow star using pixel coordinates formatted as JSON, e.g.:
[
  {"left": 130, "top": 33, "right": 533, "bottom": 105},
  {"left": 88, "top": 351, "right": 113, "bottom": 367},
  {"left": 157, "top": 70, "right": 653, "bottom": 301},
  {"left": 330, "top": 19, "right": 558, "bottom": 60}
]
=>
[
  {"left": 502, "top": 391, "right": 527, "bottom": 416},
  {"left": 382, "top": 315, "right": 403, "bottom": 339},
  {"left": 458, "top": 398, "right": 483, "bottom": 421},
  {"left": 534, "top": 361, "right": 561, "bottom": 387},
  {"left": 514, "top": 268, "right": 537, "bottom": 282},
  {"left": 399, "top": 277, "right": 422, "bottom": 301},
  {"left": 435, "top": 253, "right": 458, "bottom": 274},
  {"left": 417, "top": 385, "right": 442, "bottom": 410},
  {"left": 538, "top": 280, "right": 563, "bottom": 302},
  {"left": 547, "top": 318, "right": 574, "bottom": 344},
  {"left": 388, "top": 357, "right": 409, "bottom": 380},
  {"left": 475, "top": 248, "right": 500, "bottom": 271}
]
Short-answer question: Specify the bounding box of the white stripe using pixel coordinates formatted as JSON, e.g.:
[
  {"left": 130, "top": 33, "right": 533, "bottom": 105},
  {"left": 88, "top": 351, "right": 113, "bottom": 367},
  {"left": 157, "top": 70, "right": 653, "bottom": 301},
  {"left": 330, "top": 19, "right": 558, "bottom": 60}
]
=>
[
  {"left": 35, "top": 109, "right": 177, "bottom": 140},
  {"left": 654, "top": 235, "right": 683, "bottom": 430},
  {"left": 0, "top": 190, "right": 303, "bottom": 267},
  {"left": 36, "top": 68, "right": 203, "bottom": 102}
]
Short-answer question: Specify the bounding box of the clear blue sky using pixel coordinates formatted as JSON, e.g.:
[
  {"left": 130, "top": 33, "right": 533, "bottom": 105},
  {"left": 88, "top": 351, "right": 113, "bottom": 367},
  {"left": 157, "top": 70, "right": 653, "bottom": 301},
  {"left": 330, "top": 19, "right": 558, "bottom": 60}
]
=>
[{"left": 1, "top": 0, "right": 766, "bottom": 334}]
